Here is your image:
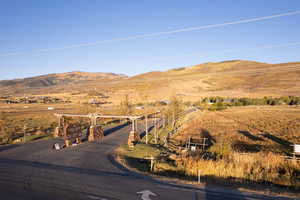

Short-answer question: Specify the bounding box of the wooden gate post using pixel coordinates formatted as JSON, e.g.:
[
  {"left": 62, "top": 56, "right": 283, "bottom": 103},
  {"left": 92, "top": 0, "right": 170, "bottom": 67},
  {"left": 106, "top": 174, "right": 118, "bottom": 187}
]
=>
[{"left": 54, "top": 115, "right": 64, "bottom": 138}]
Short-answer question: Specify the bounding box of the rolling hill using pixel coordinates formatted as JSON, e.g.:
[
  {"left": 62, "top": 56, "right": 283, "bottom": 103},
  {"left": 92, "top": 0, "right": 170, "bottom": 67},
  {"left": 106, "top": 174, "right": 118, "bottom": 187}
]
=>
[
  {"left": 1, "top": 60, "right": 299, "bottom": 102},
  {"left": 0, "top": 71, "right": 127, "bottom": 95}
]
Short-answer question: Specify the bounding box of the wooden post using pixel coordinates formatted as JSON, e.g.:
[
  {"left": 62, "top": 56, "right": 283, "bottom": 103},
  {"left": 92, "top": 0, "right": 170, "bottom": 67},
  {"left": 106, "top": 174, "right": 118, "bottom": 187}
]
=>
[
  {"left": 54, "top": 127, "right": 60, "bottom": 138},
  {"left": 91, "top": 116, "right": 97, "bottom": 126},
  {"left": 154, "top": 113, "right": 157, "bottom": 144},
  {"left": 172, "top": 111, "right": 175, "bottom": 129},
  {"left": 131, "top": 119, "right": 135, "bottom": 132},
  {"left": 202, "top": 138, "right": 207, "bottom": 151},
  {"left": 58, "top": 116, "right": 61, "bottom": 127},
  {"left": 135, "top": 119, "right": 138, "bottom": 132},
  {"left": 59, "top": 116, "right": 65, "bottom": 128},
  {"left": 145, "top": 115, "right": 148, "bottom": 144},
  {"left": 150, "top": 156, "right": 154, "bottom": 171}
]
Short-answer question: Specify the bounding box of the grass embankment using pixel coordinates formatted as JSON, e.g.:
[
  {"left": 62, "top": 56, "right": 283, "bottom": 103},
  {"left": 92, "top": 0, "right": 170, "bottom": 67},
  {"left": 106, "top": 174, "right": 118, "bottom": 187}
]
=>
[
  {"left": 12, "top": 133, "right": 53, "bottom": 144},
  {"left": 117, "top": 106, "right": 300, "bottom": 193}
]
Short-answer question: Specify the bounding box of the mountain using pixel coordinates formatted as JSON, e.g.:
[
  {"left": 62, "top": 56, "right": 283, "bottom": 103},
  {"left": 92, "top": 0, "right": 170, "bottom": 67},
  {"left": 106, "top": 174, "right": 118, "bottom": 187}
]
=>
[
  {"left": 0, "top": 71, "right": 126, "bottom": 88},
  {"left": 0, "top": 60, "right": 299, "bottom": 101},
  {"left": 0, "top": 71, "right": 127, "bottom": 95}
]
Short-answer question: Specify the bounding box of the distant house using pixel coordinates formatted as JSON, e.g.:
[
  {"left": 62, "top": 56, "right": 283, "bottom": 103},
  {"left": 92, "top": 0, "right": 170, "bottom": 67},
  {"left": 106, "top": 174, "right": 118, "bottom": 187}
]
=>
[
  {"left": 88, "top": 99, "right": 101, "bottom": 105},
  {"left": 223, "top": 99, "right": 232, "bottom": 103},
  {"left": 135, "top": 106, "right": 144, "bottom": 110}
]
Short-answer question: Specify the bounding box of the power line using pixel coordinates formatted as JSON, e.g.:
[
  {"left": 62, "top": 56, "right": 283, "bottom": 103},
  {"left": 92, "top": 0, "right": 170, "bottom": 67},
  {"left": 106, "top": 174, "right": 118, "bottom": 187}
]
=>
[
  {"left": 1, "top": 10, "right": 300, "bottom": 57},
  {"left": 148, "top": 41, "right": 300, "bottom": 68}
]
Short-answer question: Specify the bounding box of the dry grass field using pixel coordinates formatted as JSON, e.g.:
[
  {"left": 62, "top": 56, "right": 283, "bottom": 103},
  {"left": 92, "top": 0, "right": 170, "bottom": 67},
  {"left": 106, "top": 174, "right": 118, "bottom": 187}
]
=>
[{"left": 171, "top": 106, "right": 300, "bottom": 188}]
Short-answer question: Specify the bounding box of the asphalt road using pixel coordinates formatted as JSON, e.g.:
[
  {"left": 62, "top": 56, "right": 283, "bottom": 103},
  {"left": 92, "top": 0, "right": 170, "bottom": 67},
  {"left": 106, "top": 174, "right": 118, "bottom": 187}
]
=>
[{"left": 0, "top": 122, "right": 295, "bottom": 200}]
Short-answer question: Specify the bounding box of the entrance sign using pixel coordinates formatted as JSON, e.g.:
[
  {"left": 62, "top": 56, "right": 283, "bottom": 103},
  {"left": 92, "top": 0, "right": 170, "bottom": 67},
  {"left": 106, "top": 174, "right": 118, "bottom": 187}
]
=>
[
  {"left": 63, "top": 123, "right": 82, "bottom": 147},
  {"left": 64, "top": 123, "right": 82, "bottom": 140}
]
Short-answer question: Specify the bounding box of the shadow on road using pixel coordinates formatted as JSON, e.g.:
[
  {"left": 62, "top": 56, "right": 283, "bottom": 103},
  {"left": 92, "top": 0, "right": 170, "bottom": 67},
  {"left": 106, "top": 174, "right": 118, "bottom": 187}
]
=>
[
  {"left": 139, "top": 125, "right": 155, "bottom": 139},
  {"left": 0, "top": 144, "right": 20, "bottom": 153},
  {"left": 104, "top": 122, "right": 130, "bottom": 136},
  {"left": 0, "top": 158, "right": 133, "bottom": 178}
]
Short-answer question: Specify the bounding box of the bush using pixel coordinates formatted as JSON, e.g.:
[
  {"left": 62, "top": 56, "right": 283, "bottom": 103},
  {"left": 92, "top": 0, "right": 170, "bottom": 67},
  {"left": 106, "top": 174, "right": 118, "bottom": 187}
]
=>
[
  {"left": 208, "top": 102, "right": 227, "bottom": 111},
  {"left": 200, "top": 96, "right": 300, "bottom": 107}
]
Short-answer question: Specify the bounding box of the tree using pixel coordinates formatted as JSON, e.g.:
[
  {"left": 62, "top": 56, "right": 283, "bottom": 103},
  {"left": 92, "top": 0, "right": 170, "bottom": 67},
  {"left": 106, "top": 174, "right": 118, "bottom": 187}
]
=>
[
  {"left": 164, "top": 96, "right": 184, "bottom": 129},
  {"left": 119, "top": 95, "right": 133, "bottom": 115}
]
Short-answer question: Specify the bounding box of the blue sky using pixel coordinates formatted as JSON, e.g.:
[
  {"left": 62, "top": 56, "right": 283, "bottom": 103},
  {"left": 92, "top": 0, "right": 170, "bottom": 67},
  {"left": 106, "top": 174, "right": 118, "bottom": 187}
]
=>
[{"left": 0, "top": 0, "right": 300, "bottom": 80}]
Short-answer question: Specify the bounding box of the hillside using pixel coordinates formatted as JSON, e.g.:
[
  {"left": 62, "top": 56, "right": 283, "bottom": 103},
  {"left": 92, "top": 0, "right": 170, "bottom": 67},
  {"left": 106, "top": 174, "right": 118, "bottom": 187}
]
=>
[
  {"left": 1, "top": 60, "right": 299, "bottom": 102},
  {"left": 0, "top": 71, "right": 127, "bottom": 95},
  {"left": 107, "top": 60, "right": 300, "bottom": 102}
]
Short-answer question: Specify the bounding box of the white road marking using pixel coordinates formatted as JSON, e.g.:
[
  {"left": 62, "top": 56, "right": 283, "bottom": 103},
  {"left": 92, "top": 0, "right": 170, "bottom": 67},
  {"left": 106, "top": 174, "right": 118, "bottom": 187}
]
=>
[{"left": 137, "top": 190, "right": 157, "bottom": 200}]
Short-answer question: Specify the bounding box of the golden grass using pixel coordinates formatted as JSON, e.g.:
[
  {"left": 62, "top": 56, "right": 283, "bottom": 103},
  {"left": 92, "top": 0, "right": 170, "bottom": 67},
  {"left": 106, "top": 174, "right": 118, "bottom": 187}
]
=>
[
  {"left": 170, "top": 106, "right": 300, "bottom": 187},
  {"left": 177, "top": 152, "right": 300, "bottom": 187}
]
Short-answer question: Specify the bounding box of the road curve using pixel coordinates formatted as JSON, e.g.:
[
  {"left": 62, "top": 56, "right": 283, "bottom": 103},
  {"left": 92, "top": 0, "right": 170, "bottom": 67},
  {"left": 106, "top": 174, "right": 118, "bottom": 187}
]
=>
[{"left": 0, "top": 123, "right": 293, "bottom": 200}]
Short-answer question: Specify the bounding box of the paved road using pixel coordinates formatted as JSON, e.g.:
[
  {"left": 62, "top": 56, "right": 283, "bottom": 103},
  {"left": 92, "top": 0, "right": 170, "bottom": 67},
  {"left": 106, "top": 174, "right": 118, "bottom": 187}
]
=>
[{"left": 0, "top": 123, "right": 293, "bottom": 200}]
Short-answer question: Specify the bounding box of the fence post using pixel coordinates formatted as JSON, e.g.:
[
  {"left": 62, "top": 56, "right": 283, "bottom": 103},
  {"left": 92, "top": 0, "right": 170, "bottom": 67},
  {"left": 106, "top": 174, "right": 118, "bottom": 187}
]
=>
[
  {"left": 150, "top": 156, "right": 154, "bottom": 171},
  {"left": 145, "top": 115, "right": 148, "bottom": 144},
  {"left": 202, "top": 138, "right": 207, "bottom": 151}
]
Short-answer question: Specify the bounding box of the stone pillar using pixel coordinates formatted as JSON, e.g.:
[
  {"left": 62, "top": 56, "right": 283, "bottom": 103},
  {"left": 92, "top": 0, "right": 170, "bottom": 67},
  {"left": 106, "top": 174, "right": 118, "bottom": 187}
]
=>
[
  {"left": 128, "top": 120, "right": 140, "bottom": 147},
  {"left": 128, "top": 130, "right": 136, "bottom": 148},
  {"left": 88, "top": 126, "right": 95, "bottom": 142},
  {"left": 54, "top": 127, "right": 60, "bottom": 138}
]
